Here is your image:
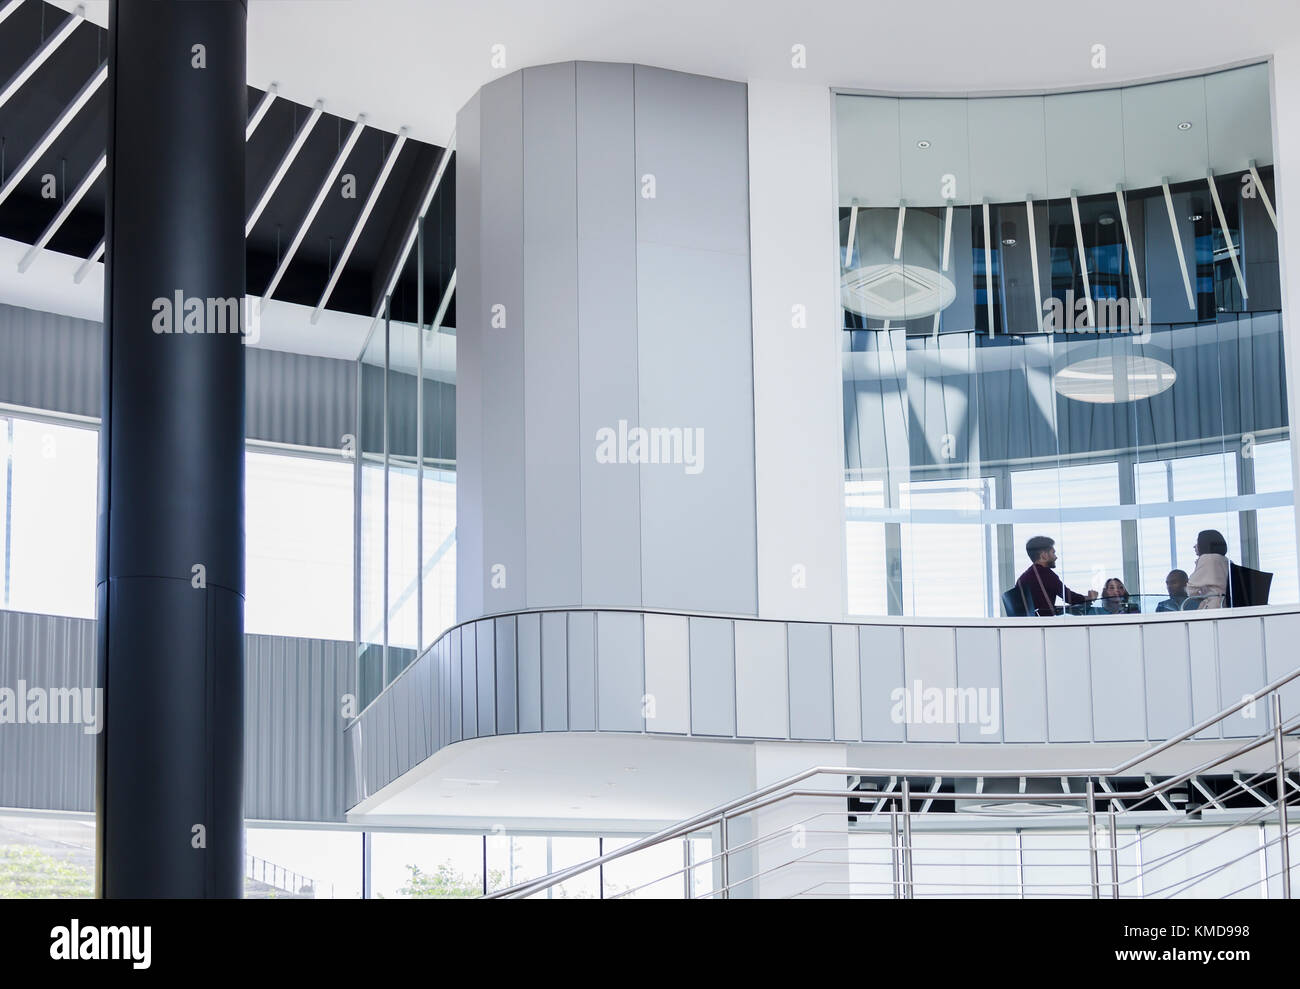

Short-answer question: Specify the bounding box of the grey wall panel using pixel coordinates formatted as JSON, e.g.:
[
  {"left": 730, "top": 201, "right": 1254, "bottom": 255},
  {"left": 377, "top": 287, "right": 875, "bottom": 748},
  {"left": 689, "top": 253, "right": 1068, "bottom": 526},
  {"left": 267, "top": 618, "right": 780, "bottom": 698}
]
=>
[
  {"left": 1088, "top": 625, "right": 1147, "bottom": 743},
  {"left": 1217, "top": 617, "right": 1267, "bottom": 737},
  {"left": 460, "top": 623, "right": 478, "bottom": 738},
  {"left": 734, "top": 620, "right": 788, "bottom": 739},
  {"left": 902, "top": 626, "right": 958, "bottom": 743},
  {"left": 522, "top": 62, "right": 582, "bottom": 608},
  {"left": 1045, "top": 626, "right": 1092, "bottom": 743},
  {"left": 541, "top": 611, "right": 569, "bottom": 731},
  {"left": 455, "top": 91, "right": 485, "bottom": 622},
  {"left": 0, "top": 304, "right": 100, "bottom": 418},
  {"left": 1262, "top": 612, "right": 1300, "bottom": 722},
  {"left": 1142, "top": 622, "right": 1194, "bottom": 740},
  {"left": 643, "top": 613, "right": 689, "bottom": 735},
  {"left": 449, "top": 626, "right": 463, "bottom": 743},
  {"left": 596, "top": 611, "right": 644, "bottom": 732},
  {"left": 477, "top": 73, "right": 527, "bottom": 614},
  {"left": 1187, "top": 620, "right": 1221, "bottom": 740},
  {"left": 831, "top": 625, "right": 861, "bottom": 742},
  {"left": 859, "top": 625, "right": 904, "bottom": 742},
  {"left": 999, "top": 627, "right": 1047, "bottom": 743},
  {"left": 245, "top": 347, "right": 357, "bottom": 450},
  {"left": 516, "top": 612, "right": 542, "bottom": 733},
  {"left": 567, "top": 611, "right": 597, "bottom": 730},
  {"left": 495, "top": 616, "right": 518, "bottom": 734},
  {"left": 955, "top": 627, "right": 1002, "bottom": 742},
  {"left": 787, "top": 623, "right": 833, "bottom": 741},
  {"left": 476, "top": 619, "right": 497, "bottom": 736},
  {"left": 576, "top": 61, "right": 642, "bottom": 606},
  {"left": 689, "top": 617, "right": 735, "bottom": 737}
]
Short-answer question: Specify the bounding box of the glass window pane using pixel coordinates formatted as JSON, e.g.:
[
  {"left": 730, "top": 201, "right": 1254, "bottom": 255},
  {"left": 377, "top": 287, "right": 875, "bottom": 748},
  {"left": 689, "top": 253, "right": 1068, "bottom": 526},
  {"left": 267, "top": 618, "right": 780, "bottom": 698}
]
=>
[{"left": 372, "top": 833, "right": 484, "bottom": 899}]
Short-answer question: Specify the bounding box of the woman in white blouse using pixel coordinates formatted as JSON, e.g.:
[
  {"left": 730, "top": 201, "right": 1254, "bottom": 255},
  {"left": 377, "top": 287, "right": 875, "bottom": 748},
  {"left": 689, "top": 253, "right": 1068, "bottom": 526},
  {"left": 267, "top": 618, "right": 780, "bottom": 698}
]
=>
[{"left": 1186, "top": 529, "right": 1229, "bottom": 609}]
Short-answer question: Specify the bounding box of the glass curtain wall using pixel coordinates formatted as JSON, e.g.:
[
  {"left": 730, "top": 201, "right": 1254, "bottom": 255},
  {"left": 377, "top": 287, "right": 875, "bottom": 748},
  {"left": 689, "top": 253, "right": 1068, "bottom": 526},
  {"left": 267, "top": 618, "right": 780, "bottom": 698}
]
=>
[
  {"left": 836, "top": 64, "right": 1296, "bottom": 618},
  {"left": 356, "top": 209, "right": 457, "bottom": 712}
]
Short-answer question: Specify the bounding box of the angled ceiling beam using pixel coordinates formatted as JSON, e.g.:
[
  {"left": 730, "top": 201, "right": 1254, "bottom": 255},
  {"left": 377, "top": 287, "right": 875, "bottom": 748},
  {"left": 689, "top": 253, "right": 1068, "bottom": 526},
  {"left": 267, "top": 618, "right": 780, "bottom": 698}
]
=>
[
  {"left": 73, "top": 238, "right": 103, "bottom": 284},
  {"left": 245, "top": 82, "right": 278, "bottom": 140},
  {"left": 982, "top": 199, "right": 995, "bottom": 336},
  {"left": 0, "top": 0, "right": 27, "bottom": 29},
  {"left": 0, "top": 2, "right": 83, "bottom": 112},
  {"left": 18, "top": 151, "right": 104, "bottom": 271},
  {"left": 363, "top": 132, "right": 455, "bottom": 340},
  {"left": 245, "top": 99, "right": 323, "bottom": 236},
  {"left": 1025, "top": 196, "right": 1043, "bottom": 329},
  {"left": 940, "top": 201, "right": 952, "bottom": 273},
  {"left": 311, "top": 127, "right": 408, "bottom": 323},
  {"left": 261, "top": 113, "right": 366, "bottom": 307},
  {"left": 1206, "top": 169, "right": 1248, "bottom": 301},
  {"left": 892, "top": 202, "right": 905, "bottom": 260},
  {"left": 1161, "top": 177, "right": 1197, "bottom": 311},
  {"left": 1247, "top": 160, "right": 1277, "bottom": 229},
  {"left": 844, "top": 201, "right": 858, "bottom": 267},
  {"left": 431, "top": 268, "right": 456, "bottom": 334},
  {"left": 0, "top": 60, "right": 105, "bottom": 209},
  {"left": 1069, "top": 192, "right": 1096, "bottom": 328},
  {"left": 1114, "top": 185, "right": 1147, "bottom": 324}
]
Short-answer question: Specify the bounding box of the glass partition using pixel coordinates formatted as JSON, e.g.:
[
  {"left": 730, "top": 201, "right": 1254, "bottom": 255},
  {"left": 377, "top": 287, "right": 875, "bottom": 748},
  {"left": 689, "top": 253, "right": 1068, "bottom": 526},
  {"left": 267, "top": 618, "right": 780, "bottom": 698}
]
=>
[{"left": 836, "top": 64, "right": 1295, "bottom": 618}]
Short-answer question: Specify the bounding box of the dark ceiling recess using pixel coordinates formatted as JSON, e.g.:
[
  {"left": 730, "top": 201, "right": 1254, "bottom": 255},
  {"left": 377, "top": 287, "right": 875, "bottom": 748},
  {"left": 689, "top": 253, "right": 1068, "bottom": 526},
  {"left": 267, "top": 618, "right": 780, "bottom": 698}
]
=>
[{"left": 0, "top": 0, "right": 455, "bottom": 328}]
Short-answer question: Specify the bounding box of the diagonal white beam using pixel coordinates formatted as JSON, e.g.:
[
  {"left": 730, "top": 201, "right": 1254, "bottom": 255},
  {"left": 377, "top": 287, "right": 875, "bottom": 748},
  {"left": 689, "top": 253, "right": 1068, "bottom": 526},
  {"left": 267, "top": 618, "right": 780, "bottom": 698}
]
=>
[
  {"left": 311, "top": 127, "right": 407, "bottom": 323},
  {"left": 982, "top": 199, "right": 995, "bottom": 336},
  {"left": 18, "top": 151, "right": 104, "bottom": 272},
  {"left": 1069, "top": 192, "right": 1096, "bottom": 328},
  {"left": 73, "top": 238, "right": 103, "bottom": 284},
  {"left": 431, "top": 268, "right": 456, "bottom": 333},
  {"left": 0, "top": 0, "right": 27, "bottom": 29},
  {"left": 941, "top": 202, "right": 953, "bottom": 273},
  {"left": 844, "top": 201, "right": 858, "bottom": 267},
  {"left": 246, "top": 99, "right": 323, "bottom": 236},
  {"left": 1025, "top": 196, "right": 1044, "bottom": 330},
  {"left": 0, "top": 3, "right": 83, "bottom": 112},
  {"left": 0, "top": 60, "right": 105, "bottom": 209},
  {"left": 1114, "top": 185, "right": 1147, "bottom": 324},
  {"left": 245, "top": 83, "right": 278, "bottom": 140},
  {"left": 261, "top": 114, "right": 366, "bottom": 307},
  {"left": 1206, "top": 170, "right": 1248, "bottom": 300},
  {"left": 893, "top": 202, "right": 906, "bottom": 260},
  {"left": 1161, "top": 177, "right": 1196, "bottom": 311},
  {"left": 1248, "top": 160, "right": 1277, "bottom": 230},
  {"left": 365, "top": 133, "right": 456, "bottom": 336}
]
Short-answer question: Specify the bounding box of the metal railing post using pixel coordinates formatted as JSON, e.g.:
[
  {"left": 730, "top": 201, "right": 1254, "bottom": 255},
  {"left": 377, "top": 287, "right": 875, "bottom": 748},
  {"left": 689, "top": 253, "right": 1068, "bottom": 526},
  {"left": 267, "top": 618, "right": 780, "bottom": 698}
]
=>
[
  {"left": 720, "top": 816, "right": 730, "bottom": 900},
  {"left": 1108, "top": 808, "right": 1120, "bottom": 899},
  {"left": 889, "top": 807, "right": 900, "bottom": 899},
  {"left": 901, "top": 780, "right": 914, "bottom": 899},
  {"left": 1272, "top": 694, "right": 1292, "bottom": 899},
  {"left": 1087, "top": 780, "right": 1100, "bottom": 899}
]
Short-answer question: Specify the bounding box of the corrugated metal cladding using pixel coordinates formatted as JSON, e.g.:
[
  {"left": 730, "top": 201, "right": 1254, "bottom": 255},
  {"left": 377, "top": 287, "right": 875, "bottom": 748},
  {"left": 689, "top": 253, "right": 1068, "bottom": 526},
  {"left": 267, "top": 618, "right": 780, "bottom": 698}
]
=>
[
  {"left": 0, "top": 609, "right": 355, "bottom": 822},
  {"left": 0, "top": 303, "right": 356, "bottom": 450}
]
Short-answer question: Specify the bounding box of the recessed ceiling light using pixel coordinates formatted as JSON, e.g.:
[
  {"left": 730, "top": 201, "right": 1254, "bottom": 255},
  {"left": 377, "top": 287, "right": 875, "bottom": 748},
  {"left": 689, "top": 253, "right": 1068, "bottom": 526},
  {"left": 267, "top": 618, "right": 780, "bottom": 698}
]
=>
[
  {"left": 1098, "top": 214, "right": 1115, "bottom": 226},
  {"left": 1188, "top": 213, "right": 1203, "bottom": 222},
  {"left": 1177, "top": 121, "right": 1193, "bottom": 130},
  {"left": 916, "top": 140, "right": 931, "bottom": 149},
  {"left": 1001, "top": 238, "right": 1017, "bottom": 247},
  {"left": 623, "top": 767, "right": 638, "bottom": 773}
]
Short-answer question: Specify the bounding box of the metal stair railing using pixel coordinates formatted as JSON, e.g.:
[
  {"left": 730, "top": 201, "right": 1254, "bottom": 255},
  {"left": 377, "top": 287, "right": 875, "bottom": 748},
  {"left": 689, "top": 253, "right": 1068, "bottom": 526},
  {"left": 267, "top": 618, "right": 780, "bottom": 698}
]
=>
[{"left": 484, "top": 664, "right": 1300, "bottom": 899}]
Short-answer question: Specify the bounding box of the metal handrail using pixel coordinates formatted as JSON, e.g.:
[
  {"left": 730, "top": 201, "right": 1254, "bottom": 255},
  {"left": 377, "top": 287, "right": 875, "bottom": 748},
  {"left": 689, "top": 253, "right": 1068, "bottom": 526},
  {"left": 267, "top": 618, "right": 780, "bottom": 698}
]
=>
[{"left": 487, "top": 662, "right": 1300, "bottom": 899}]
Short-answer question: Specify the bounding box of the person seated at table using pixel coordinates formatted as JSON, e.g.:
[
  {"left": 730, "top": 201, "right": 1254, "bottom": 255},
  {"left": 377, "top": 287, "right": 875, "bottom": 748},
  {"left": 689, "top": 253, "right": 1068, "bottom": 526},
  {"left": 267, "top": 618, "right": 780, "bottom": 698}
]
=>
[
  {"left": 1097, "top": 577, "right": 1139, "bottom": 614},
  {"left": 1016, "top": 535, "right": 1098, "bottom": 616},
  {"left": 1186, "top": 529, "right": 1229, "bottom": 609},
  {"left": 1156, "top": 569, "right": 1189, "bottom": 612}
]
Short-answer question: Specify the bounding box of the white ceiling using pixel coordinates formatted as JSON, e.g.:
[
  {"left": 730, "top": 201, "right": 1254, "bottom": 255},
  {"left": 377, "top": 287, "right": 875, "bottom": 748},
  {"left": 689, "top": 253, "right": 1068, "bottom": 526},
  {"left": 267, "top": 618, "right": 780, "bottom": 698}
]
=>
[{"left": 53, "top": 0, "right": 1300, "bottom": 147}]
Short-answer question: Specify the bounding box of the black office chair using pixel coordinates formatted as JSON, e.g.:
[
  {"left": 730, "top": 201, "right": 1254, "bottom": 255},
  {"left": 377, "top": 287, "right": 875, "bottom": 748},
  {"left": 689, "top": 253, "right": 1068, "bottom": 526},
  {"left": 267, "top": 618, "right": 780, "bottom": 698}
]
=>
[
  {"left": 1001, "top": 584, "right": 1032, "bottom": 617},
  {"left": 1227, "top": 562, "right": 1273, "bottom": 608}
]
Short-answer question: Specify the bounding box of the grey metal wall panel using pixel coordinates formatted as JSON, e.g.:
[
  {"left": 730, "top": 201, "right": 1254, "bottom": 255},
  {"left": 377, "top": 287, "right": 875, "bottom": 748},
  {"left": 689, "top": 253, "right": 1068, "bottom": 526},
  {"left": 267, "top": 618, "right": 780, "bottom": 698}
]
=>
[
  {"left": 478, "top": 74, "right": 528, "bottom": 614},
  {"left": 449, "top": 626, "right": 463, "bottom": 743},
  {"left": 1142, "top": 622, "right": 1193, "bottom": 740},
  {"left": 902, "top": 626, "right": 958, "bottom": 743},
  {"left": 1262, "top": 612, "right": 1300, "bottom": 721},
  {"left": 1217, "top": 617, "right": 1267, "bottom": 737},
  {"left": 1045, "top": 627, "right": 1092, "bottom": 743},
  {"left": 1187, "top": 620, "right": 1221, "bottom": 740},
  {"left": 999, "top": 627, "right": 1047, "bottom": 743},
  {"left": 596, "top": 611, "right": 644, "bottom": 731},
  {"left": 567, "top": 611, "right": 597, "bottom": 730},
  {"left": 455, "top": 91, "right": 485, "bottom": 622},
  {"left": 0, "top": 303, "right": 100, "bottom": 418},
  {"left": 859, "top": 625, "right": 904, "bottom": 742},
  {"left": 516, "top": 612, "right": 542, "bottom": 733},
  {"left": 460, "top": 624, "right": 478, "bottom": 738},
  {"left": 522, "top": 62, "right": 582, "bottom": 608},
  {"left": 643, "top": 613, "right": 689, "bottom": 734},
  {"left": 576, "top": 61, "right": 642, "bottom": 606},
  {"left": 246, "top": 347, "right": 357, "bottom": 450},
  {"left": 541, "top": 611, "right": 569, "bottom": 731},
  {"left": 787, "top": 623, "right": 833, "bottom": 741},
  {"left": 689, "top": 617, "right": 735, "bottom": 737},
  {"left": 831, "top": 625, "right": 861, "bottom": 742},
  {"left": 634, "top": 65, "right": 756, "bottom": 616},
  {"left": 1088, "top": 625, "right": 1147, "bottom": 742},
  {"left": 955, "top": 626, "right": 1002, "bottom": 742},
  {"left": 734, "top": 620, "right": 788, "bottom": 739},
  {"left": 494, "top": 616, "right": 518, "bottom": 734},
  {"left": 476, "top": 619, "right": 497, "bottom": 736}
]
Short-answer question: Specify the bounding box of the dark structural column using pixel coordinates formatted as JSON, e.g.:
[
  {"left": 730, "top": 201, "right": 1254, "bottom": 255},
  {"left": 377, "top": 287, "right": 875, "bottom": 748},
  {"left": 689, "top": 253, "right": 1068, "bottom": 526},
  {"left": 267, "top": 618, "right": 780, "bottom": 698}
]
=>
[{"left": 96, "top": 0, "right": 248, "bottom": 898}]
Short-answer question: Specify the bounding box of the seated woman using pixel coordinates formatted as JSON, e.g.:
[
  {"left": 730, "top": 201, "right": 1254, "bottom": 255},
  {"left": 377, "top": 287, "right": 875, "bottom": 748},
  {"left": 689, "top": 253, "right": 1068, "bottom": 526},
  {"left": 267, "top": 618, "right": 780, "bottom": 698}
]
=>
[
  {"left": 1096, "top": 577, "right": 1139, "bottom": 614},
  {"left": 1185, "top": 529, "right": 1229, "bottom": 609}
]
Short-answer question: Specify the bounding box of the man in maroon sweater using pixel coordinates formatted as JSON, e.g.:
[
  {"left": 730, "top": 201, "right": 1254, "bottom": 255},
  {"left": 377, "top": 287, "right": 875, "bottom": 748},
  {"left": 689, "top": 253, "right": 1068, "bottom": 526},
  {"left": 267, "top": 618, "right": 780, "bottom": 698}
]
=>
[{"left": 1016, "top": 536, "right": 1098, "bottom": 616}]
